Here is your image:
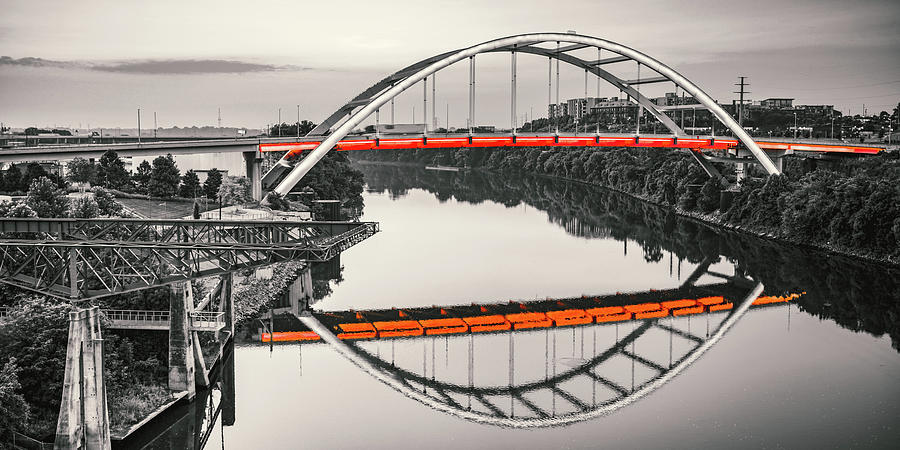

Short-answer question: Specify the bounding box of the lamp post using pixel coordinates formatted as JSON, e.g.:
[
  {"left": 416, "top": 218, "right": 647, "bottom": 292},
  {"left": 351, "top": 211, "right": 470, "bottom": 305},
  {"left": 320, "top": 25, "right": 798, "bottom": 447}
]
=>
[
  {"left": 793, "top": 112, "right": 798, "bottom": 139},
  {"left": 297, "top": 105, "right": 301, "bottom": 139}
]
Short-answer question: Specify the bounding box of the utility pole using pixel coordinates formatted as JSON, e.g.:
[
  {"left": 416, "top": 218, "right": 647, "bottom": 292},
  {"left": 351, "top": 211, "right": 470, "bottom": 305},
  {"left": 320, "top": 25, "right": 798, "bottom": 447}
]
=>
[
  {"left": 218, "top": 108, "right": 222, "bottom": 128},
  {"left": 154, "top": 112, "right": 158, "bottom": 139},
  {"left": 297, "top": 105, "right": 301, "bottom": 138},
  {"left": 734, "top": 76, "right": 749, "bottom": 128},
  {"left": 277, "top": 108, "right": 281, "bottom": 137},
  {"left": 137, "top": 108, "right": 141, "bottom": 144}
]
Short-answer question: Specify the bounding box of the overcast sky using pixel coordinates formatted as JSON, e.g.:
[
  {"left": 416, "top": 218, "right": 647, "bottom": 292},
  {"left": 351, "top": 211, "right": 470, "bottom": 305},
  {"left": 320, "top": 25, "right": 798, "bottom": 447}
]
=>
[{"left": 1, "top": 0, "right": 898, "bottom": 130}]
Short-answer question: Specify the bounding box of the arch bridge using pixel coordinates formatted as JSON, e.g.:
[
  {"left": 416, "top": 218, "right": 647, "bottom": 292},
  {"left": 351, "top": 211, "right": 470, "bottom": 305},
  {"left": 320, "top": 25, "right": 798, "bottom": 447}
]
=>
[{"left": 264, "top": 32, "right": 783, "bottom": 198}]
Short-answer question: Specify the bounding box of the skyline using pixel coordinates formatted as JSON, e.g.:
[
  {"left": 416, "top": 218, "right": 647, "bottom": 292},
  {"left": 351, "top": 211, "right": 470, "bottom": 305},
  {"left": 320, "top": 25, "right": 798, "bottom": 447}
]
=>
[{"left": 1, "top": 0, "right": 898, "bottom": 129}]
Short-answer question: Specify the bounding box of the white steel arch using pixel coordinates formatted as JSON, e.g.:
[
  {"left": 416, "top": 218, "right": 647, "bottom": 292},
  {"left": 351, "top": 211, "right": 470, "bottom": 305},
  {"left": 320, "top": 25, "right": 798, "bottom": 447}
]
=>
[{"left": 268, "top": 33, "right": 779, "bottom": 197}]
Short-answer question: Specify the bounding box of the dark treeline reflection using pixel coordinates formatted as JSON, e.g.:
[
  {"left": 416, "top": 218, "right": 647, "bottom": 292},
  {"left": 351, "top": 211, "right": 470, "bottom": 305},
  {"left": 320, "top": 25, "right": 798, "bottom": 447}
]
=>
[{"left": 356, "top": 162, "right": 900, "bottom": 351}]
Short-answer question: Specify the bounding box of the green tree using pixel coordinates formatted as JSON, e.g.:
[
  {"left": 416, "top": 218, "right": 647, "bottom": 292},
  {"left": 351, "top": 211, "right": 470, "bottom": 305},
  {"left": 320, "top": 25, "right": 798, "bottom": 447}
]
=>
[
  {"left": 66, "top": 157, "right": 97, "bottom": 184},
  {"left": 203, "top": 168, "right": 223, "bottom": 199},
  {"left": 0, "top": 358, "right": 30, "bottom": 442},
  {"left": 70, "top": 196, "right": 100, "bottom": 218},
  {"left": 0, "top": 201, "right": 37, "bottom": 218},
  {"left": 22, "top": 163, "right": 50, "bottom": 189},
  {"left": 97, "top": 150, "right": 130, "bottom": 190},
  {"left": 0, "top": 298, "right": 72, "bottom": 433},
  {"left": 91, "top": 187, "right": 123, "bottom": 216},
  {"left": 217, "top": 175, "right": 252, "bottom": 209},
  {"left": 179, "top": 170, "right": 201, "bottom": 198},
  {"left": 25, "top": 177, "right": 70, "bottom": 218},
  {"left": 267, "top": 192, "right": 291, "bottom": 211},
  {"left": 697, "top": 177, "right": 721, "bottom": 213},
  {"left": 2, "top": 165, "right": 21, "bottom": 193},
  {"left": 148, "top": 154, "right": 180, "bottom": 198},
  {"left": 133, "top": 160, "right": 152, "bottom": 193}
]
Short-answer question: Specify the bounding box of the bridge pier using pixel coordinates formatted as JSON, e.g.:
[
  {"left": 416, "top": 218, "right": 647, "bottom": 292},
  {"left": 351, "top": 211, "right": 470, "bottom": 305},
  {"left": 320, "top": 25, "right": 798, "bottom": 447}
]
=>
[
  {"left": 168, "top": 281, "right": 197, "bottom": 399},
  {"left": 55, "top": 307, "right": 111, "bottom": 450},
  {"left": 244, "top": 149, "right": 263, "bottom": 202},
  {"left": 215, "top": 272, "right": 235, "bottom": 356}
]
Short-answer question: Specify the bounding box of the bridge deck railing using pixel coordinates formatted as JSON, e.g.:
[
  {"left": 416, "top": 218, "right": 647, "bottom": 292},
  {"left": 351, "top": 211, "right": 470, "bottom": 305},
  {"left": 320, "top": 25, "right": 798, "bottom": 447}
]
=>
[{"left": 101, "top": 309, "right": 224, "bottom": 331}]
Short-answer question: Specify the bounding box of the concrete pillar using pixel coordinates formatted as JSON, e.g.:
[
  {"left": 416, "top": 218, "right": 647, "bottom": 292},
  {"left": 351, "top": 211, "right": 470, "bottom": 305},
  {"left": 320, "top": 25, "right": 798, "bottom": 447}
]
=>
[
  {"left": 735, "top": 162, "right": 746, "bottom": 183},
  {"left": 55, "top": 307, "right": 111, "bottom": 450},
  {"left": 244, "top": 149, "right": 263, "bottom": 202},
  {"left": 168, "top": 281, "right": 196, "bottom": 399},
  {"left": 222, "top": 340, "right": 236, "bottom": 426},
  {"left": 772, "top": 156, "right": 783, "bottom": 173}
]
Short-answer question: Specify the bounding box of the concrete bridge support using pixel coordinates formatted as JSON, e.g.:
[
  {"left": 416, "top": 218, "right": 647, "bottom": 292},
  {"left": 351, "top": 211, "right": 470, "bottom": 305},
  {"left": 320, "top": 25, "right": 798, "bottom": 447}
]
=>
[
  {"left": 244, "top": 150, "right": 263, "bottom": 202},
  {"left": 168, "top": 282, "right": 197, "bottom": 399},
  {"left": 215, "top": 272, "right": 235, "bottom": 355},
  {"left": 55, "top": 307, "right": 111, "bottom": 450}
]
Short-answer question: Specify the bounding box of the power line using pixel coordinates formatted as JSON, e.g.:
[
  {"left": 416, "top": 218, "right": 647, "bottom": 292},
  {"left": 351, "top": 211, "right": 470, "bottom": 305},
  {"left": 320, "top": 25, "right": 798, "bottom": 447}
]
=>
[{"left": 733, "top": 76, "right": 750, "bottom": 127}]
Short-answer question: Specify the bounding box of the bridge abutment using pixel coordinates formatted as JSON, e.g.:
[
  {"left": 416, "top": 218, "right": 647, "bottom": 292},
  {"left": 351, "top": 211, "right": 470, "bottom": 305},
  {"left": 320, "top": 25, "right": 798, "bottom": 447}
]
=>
[{"left": 55, "top": 307, "right": 111, "bottom": 450}]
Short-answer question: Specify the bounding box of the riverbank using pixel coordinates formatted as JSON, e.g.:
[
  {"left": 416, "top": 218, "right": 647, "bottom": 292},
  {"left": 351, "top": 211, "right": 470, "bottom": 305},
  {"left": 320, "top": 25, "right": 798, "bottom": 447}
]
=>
[{"left": 349, "top": 147, "right": 900, "bottom": 267}]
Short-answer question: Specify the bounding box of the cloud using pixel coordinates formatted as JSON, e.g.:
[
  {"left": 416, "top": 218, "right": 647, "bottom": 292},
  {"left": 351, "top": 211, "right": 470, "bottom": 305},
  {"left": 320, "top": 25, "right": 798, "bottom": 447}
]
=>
[{"left": 0, "top": 56, "right": 306, "bottom": 74}]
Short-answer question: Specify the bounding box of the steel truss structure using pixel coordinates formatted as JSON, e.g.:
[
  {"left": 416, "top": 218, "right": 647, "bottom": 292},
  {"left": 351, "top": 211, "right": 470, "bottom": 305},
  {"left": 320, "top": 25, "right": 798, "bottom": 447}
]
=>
[{"left": 0, "top": 219, "right": 378, "bottom": 300}]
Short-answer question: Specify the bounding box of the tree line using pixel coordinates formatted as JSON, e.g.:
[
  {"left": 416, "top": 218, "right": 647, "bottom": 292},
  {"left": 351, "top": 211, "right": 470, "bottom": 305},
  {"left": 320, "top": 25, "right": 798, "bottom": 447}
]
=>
[{"left": 350, "top": 146, "right": 900, "bottom": 263}]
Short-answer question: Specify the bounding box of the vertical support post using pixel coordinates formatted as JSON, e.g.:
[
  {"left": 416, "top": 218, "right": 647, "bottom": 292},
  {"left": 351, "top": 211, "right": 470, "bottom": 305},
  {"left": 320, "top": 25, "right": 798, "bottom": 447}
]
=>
[
  {"left": 423, "top": 77, "right": 428, "bottom": 131},
  {"left": 56, "top": 307, "right": 111, "bottom": 450},
  {"left": 555, "top": 42, "right": 560, "bottom": 134},
  {"left": 468, "top": 56, "right": 475, "bottom": 133},
  {"left": 69, "top": 248, "right": 78, "bottom": 299},
  {"left": 191, "top": 273, "right": 209, "bottom": 387},
  {"left": 636, "top": 63, "right": 642, "bottom": 136},
  {"left": 511, "top": 49, "right": 517, "bottom": 134},
  {"left": 55, "top": 311, "right": 84, "bottom": 449},
  {"left": 584, "top": 69, "right": 588, "bottom": 134},
  {"left": 244, "top": 150, "right": 262, "bottom": 202},
  {"left": 431, "top": 73, "right": 436, "bottom": 131},
  {"left": 169, "top": 281, "right": 196, "bottom": 400},
  {"left": 548, "top": 56, "right": 552, "bottom": 125},
  {"left": 597, "top": 48, "right": 602, "bottom": 133}
]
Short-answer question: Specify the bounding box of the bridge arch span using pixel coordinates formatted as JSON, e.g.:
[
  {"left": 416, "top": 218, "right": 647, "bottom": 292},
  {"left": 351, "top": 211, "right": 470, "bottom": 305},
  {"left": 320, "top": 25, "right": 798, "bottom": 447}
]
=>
[{"left": 268, "top": 33, "right": 780, "bottom": 198}]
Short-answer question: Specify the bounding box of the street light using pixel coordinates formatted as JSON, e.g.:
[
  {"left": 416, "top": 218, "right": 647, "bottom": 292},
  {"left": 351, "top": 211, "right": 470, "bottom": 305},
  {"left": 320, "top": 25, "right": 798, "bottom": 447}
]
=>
[
  {"left": 297, "top": 104, "right": 301, "bottom": 139},
  {"left": 793, "top": 112, "right": 798, "bottom": 139}
]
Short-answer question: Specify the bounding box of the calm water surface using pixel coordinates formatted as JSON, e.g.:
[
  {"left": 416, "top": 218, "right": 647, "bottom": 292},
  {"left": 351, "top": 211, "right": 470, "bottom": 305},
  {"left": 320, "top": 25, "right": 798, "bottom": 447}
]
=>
[{"left": 134, "top": 164, "right": 900, "bottom": 449}]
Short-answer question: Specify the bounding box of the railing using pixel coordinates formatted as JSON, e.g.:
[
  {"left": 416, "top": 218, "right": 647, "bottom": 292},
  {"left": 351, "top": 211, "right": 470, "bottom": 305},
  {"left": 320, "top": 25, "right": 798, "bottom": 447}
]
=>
[
  {"left": 101, "top": 309, "right": 225, "bottom": 331},
  {"left": 103, "top": 309, "right": 170, "bottom": 324},
  {"left": 191, "top": 311, "right": 225, "bottom": 330}
]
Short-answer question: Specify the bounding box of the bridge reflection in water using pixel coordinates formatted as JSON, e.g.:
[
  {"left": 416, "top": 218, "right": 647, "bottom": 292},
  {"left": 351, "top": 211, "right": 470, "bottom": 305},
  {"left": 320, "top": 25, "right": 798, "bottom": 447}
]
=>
[{"left": 299, "top": 281, "right": 765, "bottom": 428}]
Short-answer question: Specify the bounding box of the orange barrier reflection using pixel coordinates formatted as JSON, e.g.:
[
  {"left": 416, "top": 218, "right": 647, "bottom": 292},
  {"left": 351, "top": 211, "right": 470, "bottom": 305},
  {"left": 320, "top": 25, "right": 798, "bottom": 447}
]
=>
[{"left": 262, "top": 292, "right": 801, "bottom": 342}]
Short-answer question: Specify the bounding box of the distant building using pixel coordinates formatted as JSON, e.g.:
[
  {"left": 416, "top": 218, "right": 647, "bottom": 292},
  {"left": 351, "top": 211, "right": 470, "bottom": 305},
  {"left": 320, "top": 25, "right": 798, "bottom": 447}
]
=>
[
  {"left": 760, "top": 98, "right": 794, "bottom": 109},
  {"left": 590, "top": 97, "right": 637, "bottom": 123},
  {"left": 795, "top": 104, "right": 835, "bottom": 115},
  {"left": 549, "top": 103, "right": 568, "bottom": 119}
]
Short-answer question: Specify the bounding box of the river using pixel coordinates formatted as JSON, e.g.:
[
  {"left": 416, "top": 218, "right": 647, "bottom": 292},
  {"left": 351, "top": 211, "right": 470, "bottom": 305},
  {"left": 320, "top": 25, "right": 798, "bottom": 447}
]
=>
[{"left": 126, "top": 163, "right": 900, "bottom": 449}]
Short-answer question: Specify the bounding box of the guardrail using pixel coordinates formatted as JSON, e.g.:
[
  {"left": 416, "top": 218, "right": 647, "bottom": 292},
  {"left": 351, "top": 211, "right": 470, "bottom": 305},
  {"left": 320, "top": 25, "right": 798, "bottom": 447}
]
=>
[{"left": 101, "top": 309, "right": 224, "bottom": 331}]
